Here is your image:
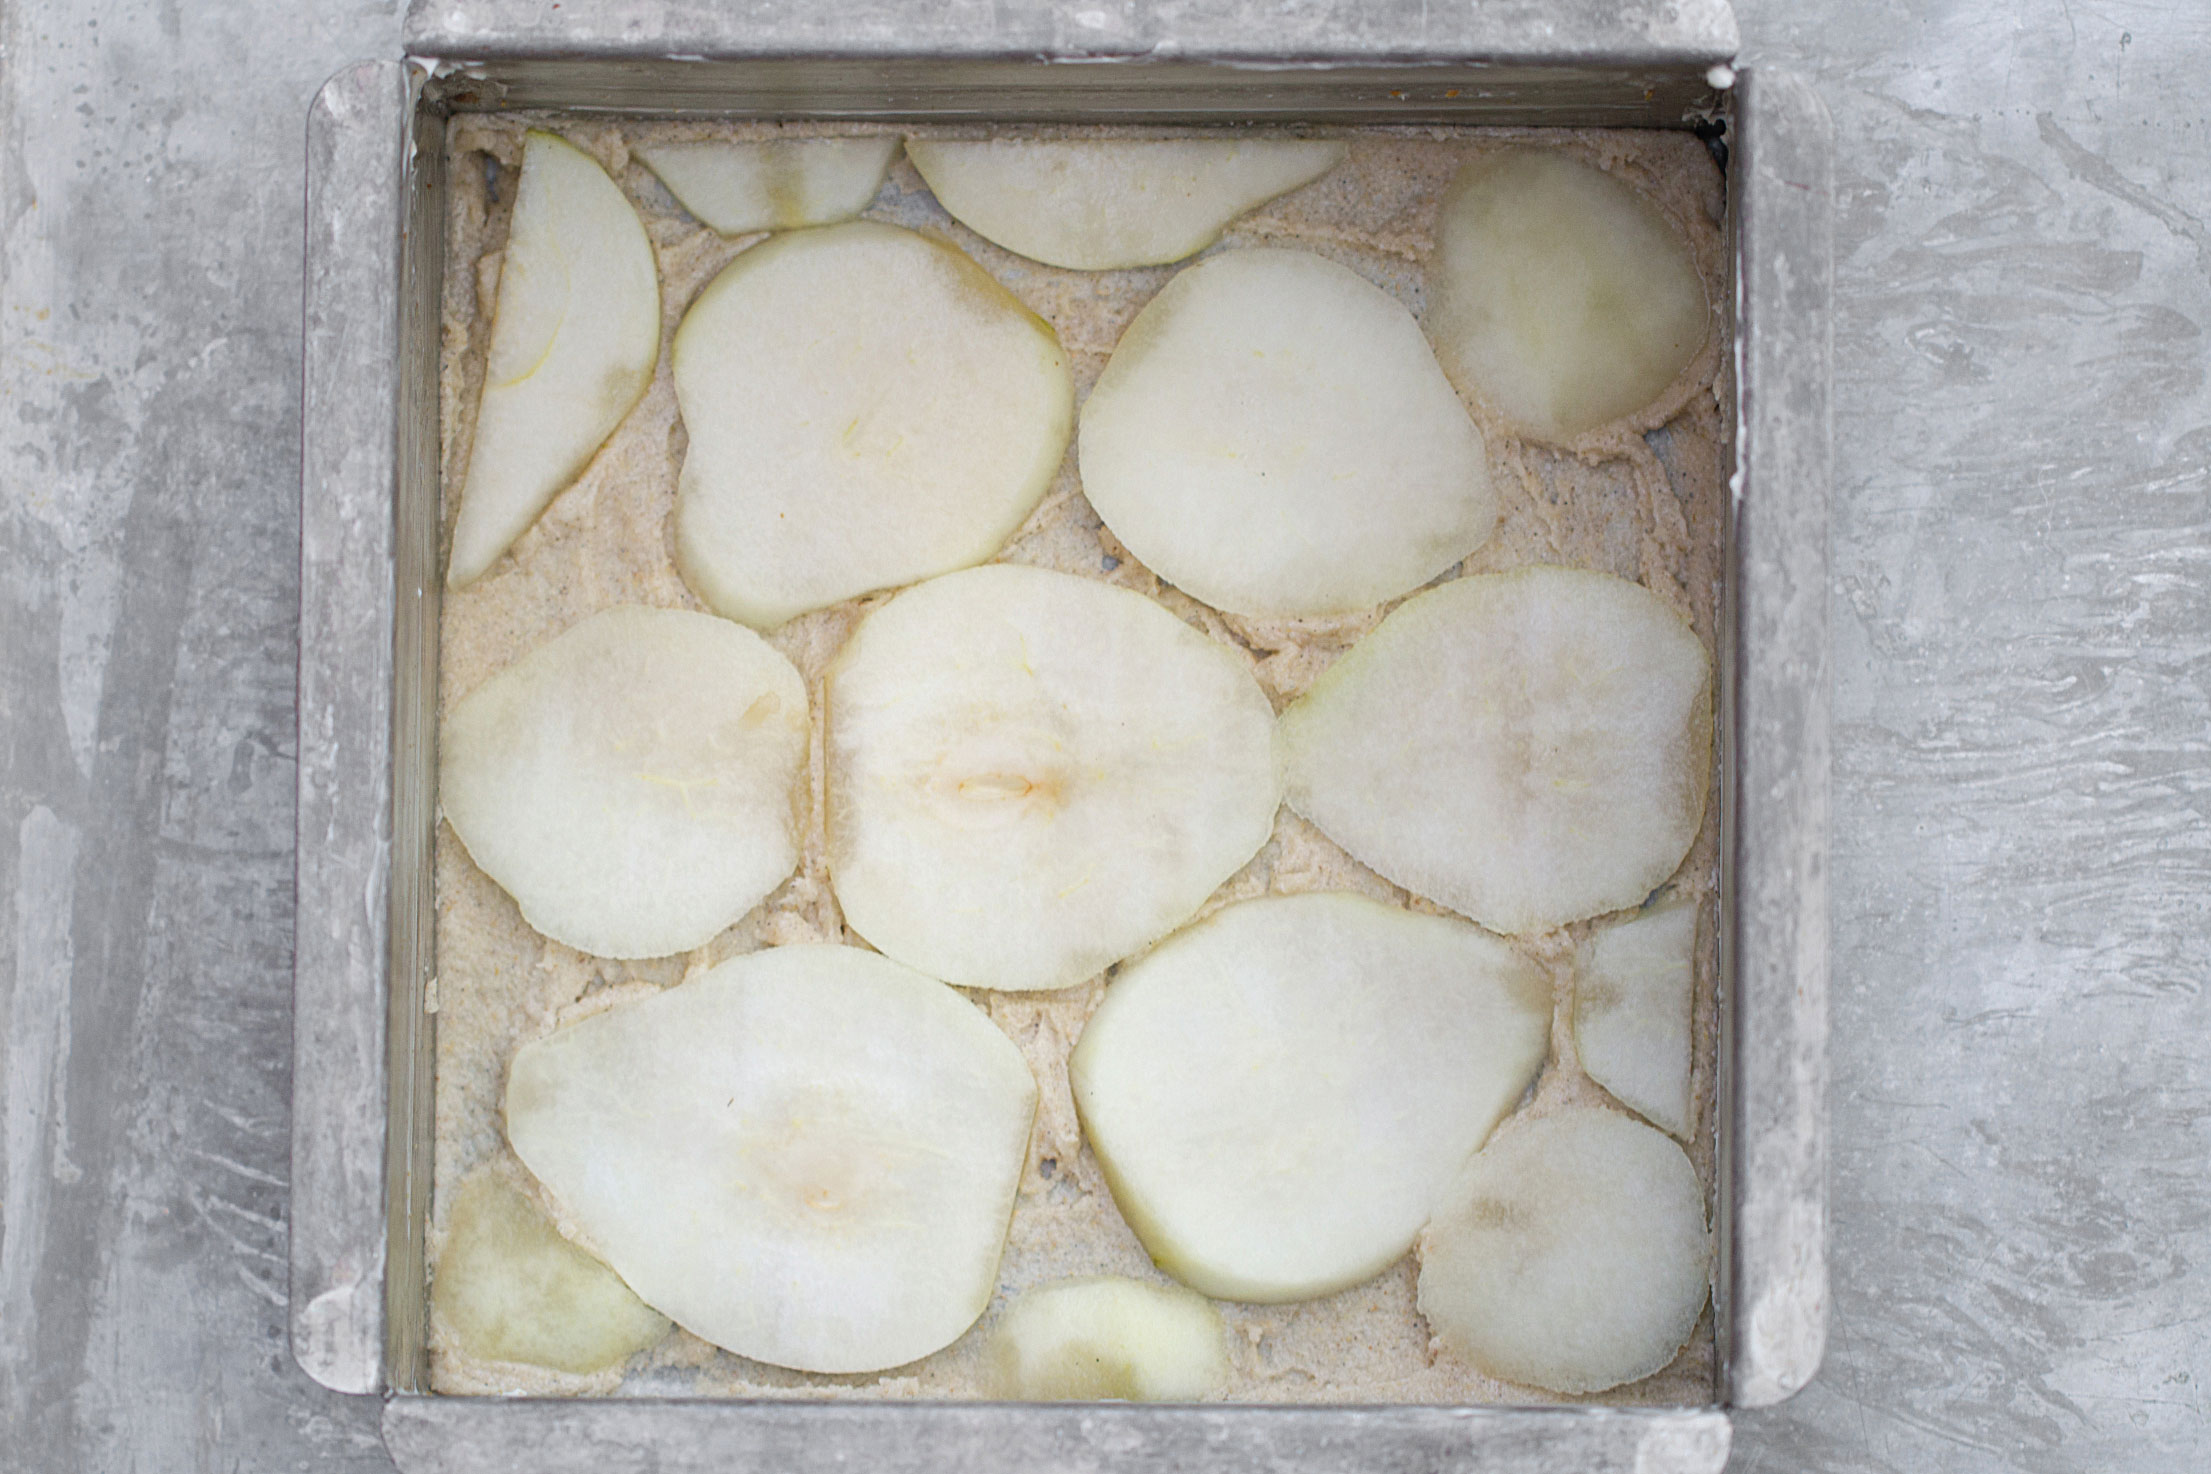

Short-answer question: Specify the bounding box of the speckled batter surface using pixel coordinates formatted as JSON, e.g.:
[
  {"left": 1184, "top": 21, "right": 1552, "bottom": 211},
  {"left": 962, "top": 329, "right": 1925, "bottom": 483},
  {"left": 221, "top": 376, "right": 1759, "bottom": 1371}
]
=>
[{"left": 426, "top": 116, "right": 1731, "bottom": 1406}]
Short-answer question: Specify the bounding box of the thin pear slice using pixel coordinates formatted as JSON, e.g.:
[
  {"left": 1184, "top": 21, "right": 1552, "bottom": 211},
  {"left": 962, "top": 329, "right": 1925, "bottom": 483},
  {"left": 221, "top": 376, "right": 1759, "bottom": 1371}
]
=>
[
  {"left": 1280, "top": 567, "right": 1711, "bottom": 936},
  {"left": 440, "top": 606, "right": 809, "bottom": 959},
  {"left": 826, "top": 564, "right": 1278, "bottom": 993},
  {"left": 673, "top": 222, "right": 1073, "bottom": 629},
  {"left": 450, "top": 130, "right": 660, "bottom": 586},
  {"left": 636, "top": 136, "right": 898, "bottom": 234},
  {"left": 431, "top": 1169, "right": 669, "bottom": 1374},
  {"left": 1425, "top": 149, "right": 1709, "bottom": 443},
  {"left": 1069, "top": 892, "right": 1551, "bottom": 1303},
  {"left": 1078, "top": 248, "right": 1495, "bottom": 618},
  {"left": 988, "top": 1277, "right": 1230, "bottom": 1402},
  {"left": 505, "top": 944, "right": 1039, "bottom": 1374},
  {"left": 1574, "top": 897, "right": 1698, "bottom": 1138},
  {"left": 904, "top": 137, "right": 1345, "bottom": 270},
  {"left": 1418, "top": 1107, "right": 1709, "bottom": 1393}
]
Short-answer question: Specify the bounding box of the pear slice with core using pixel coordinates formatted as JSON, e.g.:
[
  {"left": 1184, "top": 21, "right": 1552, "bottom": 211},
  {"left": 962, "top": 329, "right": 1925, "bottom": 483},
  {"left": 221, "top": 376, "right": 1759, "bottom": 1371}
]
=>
[
  {"left": 1279, "top": 566, "right": 1712, "bottom": 936},
  {"left": 1069, "top": 892, "right": 1551, "bottom": 1303},
  {"left": 988, "top": 1277, "right": 1229, "bottom": 1402},
  {"left": 826, "top": 564, "right": 1279, "bottom": 993},
  {"left": 904, "top": 137, "right": 1345, "bottom": 270},
  {"left": 1418, "top": 1106, "right": 1710, "bottom": 1393},
  {"left": 449, "top": 130, "right": 660, "bottom": 586},
  {"left": 439, "top": 606, "right": 809, "bottom": 960},
  {"left": 1574, "top": 897, "right": 1698, "bottom": 1138},
  {"left": 637, "top": 136, "right": 898, "bottom": 234},
  {"left": 505, "top": 944, "right": 1039, "bottom": 1375},
  {"left": 1078, "top": 248, "right": 1495, "bottom": 618},
  {"left": 1424, "top": 149, "right": 1709, "bottom": 443},
  {"left": 431, "top": 1169, "right": 669, "bottom": 1374},
  {"left": 673, "top": 221, "right": 1073, "bottom": 629}
]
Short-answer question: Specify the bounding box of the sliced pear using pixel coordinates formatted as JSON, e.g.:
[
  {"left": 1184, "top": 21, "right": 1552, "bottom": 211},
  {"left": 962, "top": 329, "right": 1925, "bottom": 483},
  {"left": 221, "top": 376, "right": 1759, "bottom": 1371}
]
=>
[
  {"left": 505, "top": 944, "right": 1039, "bottom": 1374},
  {"left": 431, "top": 1169, "right": 669, "bottom": 1374},
  {"left": 1279, "top": 567, "right": 1711, "bottom": 936},
  {"left": 673, "top": 221, "right": 1073, "bottom": 629},
  {"left": 450, "top": 130, "right": 660, "bottom": 586},
  {"left": 988, "top": 1277, "right": 1230, "bottom": 1401},
  {"left": 1418, "top": 1107, "right": 1709, "bottom": 1393},
  {"left": 1069, "top": 892, "right": 1551, "bottom": 1303},
  {"left": 636, "top": 136, "right": 899, "bottom": 234},
  {"left": 826, "top": 564, "right": 1278, "bottom": 993},
  {"left": 1574, "top": 897, "right": 1698, "bottom": 1138},
  {"left": 440, "top": 606, "right": 809, "bottom": 959},
  {"left": 1425, "top": 149, "right": 1709, "bottom": 443},
  {"left": 904, "top": 136, "right": 1345, "bottom": 270},
  {"left": 1078, "top": 248, "right": 1495, "bottom": 618}
]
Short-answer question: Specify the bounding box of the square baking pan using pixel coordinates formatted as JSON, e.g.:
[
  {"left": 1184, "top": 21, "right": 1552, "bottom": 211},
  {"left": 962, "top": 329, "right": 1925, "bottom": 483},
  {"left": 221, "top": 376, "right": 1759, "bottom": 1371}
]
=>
[{"left": 292, "top": 3, "right": 1831, "bottom": 1469}]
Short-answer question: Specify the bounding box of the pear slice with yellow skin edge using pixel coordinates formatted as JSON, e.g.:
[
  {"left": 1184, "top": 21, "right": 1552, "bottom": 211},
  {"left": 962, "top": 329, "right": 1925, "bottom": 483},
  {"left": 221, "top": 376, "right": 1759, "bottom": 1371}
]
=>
[
  {"left": 988, "top": 1277, "right": 1229, "bottom": 1401},
  {"left": 905, "top": 137, "right": 1345, "bottom": 270},
  {"left": 673, "top": 222, "right": 1072, "bottom": 629},
  {"left": 1077, "top": 247, "right": 1496, "bottom": 618},
  {"left": 1070, "top": 892, "right": 1551, "bottom": 1303},
  {"left": 825, "top": 564, "right": 1279, "bottom": 993},
  {"left": 1573, "top": 897, "right": 1698, "bottom": 1138},
  {"left": 450, "top": 130, "right": 660, "bottom": 586},
  {"left": 1418, "top": 1106, "right": 1710, "bottom": 1394},
  {"left": 637, "top": 137, "right": 899, "bottom": 234},
  {"left": 1279, "top": 566, "right": 1712, "bottom": 936},
  {"left": 1424, "top": 149, "right": 1710, "bottom": 444},
  {"left": 431, "top": 1170, "right": 669, "bottom": 1375},
  {"left": 505, "top": 944, "right": 1039, "bottom": 1375},
  {"left": 439, "top": 606, "right": 809, "bottom": 960}
]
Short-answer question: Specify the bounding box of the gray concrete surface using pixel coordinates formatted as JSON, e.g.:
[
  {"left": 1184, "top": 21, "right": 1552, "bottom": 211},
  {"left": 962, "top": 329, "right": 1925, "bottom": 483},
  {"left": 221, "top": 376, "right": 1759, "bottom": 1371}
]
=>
[
  {"left": 2, "top": 1, "right": 2205, "bottom": 1471},
  {"left": 1732, "top": 4, "right": 2211, "bottom": 1471}
]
